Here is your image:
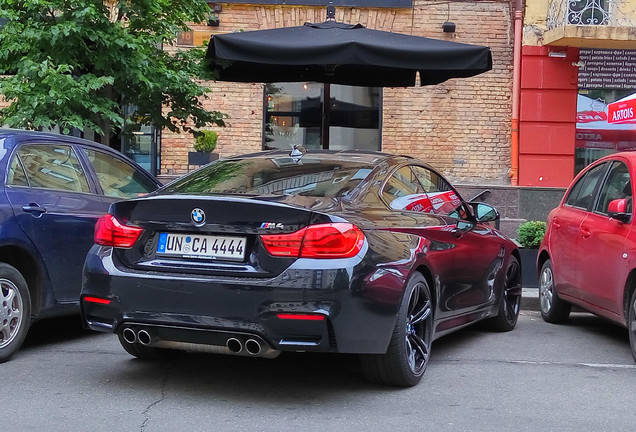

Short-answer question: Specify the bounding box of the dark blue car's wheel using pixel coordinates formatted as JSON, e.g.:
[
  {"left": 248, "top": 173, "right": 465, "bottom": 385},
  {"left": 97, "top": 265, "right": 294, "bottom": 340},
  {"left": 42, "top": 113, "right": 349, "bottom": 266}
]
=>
[
  {"left": 0, "top": 263, "right": 31, "bottom": 363},
  {"left": 361, "top": 273, "right": 433, "bottom": 387}
]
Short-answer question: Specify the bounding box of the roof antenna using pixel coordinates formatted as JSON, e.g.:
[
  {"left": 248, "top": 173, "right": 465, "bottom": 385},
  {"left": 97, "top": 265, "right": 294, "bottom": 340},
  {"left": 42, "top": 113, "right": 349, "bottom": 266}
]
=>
[{"left": 326, "top": 1, "right": 336, "bottom": 21}]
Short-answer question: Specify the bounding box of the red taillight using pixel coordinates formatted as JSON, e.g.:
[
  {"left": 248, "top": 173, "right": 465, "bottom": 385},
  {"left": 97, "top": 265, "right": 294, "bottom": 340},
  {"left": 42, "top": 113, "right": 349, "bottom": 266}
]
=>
[
  {"left": 261, "top": 223, "right": 364, "bottom": 259},
  {"left": 259, "top": 229, "right": 305, "bottom": 257},
  {"left": 276, "top": 313, "right": 326, "bottom": 321},
  {"left": 83, "top": 296, "right": 111, "bottom": 305},
  {"left": 94, "top": 214, "right": 143, "bottom": 248}
]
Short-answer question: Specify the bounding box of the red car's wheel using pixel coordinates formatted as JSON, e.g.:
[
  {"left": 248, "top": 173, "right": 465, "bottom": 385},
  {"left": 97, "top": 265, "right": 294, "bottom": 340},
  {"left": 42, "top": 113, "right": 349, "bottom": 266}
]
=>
[
  {"left": 539, "top": 259, "right": 571, "bottom": 323},
  {"left": 628, "top": 290, "right": 636, "bottom": 363}
]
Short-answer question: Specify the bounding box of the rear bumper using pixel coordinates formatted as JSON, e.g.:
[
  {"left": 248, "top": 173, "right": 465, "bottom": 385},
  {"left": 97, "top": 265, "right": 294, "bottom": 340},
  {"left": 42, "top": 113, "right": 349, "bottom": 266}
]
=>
[{"left": 81, "top": 246, "right": 403, "bottom": 355}]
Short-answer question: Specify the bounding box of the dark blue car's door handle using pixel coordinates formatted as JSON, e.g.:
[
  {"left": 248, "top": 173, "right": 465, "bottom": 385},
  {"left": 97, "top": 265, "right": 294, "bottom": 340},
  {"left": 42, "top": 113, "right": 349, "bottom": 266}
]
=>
[{"left": 22, "top": 203, "right": 47, "bottom": 216}]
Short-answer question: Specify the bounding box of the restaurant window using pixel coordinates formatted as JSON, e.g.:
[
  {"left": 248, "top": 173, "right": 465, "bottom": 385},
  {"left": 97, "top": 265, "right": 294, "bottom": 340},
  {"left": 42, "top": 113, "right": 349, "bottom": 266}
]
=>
[
  {"left": 575, "top": 89, "right": 636, "bottom": 174},
  {"left": 121, "top": 105, "right": 160, "bottom": 176},
  {"left": 264, "top": 83, "right": 381, "bottom": 151}
]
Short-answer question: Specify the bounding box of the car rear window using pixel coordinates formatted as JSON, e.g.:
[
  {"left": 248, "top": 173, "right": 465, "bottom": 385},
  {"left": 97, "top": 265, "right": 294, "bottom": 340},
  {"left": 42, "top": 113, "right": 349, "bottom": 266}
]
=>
[{"left": 161, "top": 157, "right": 373, "bottom": 198}]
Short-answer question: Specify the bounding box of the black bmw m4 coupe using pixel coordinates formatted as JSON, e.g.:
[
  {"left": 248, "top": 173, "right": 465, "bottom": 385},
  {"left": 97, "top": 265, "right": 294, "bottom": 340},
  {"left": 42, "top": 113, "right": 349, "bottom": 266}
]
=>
[{"left": 81, "top": 149, "right": 521, "bottom": 386}]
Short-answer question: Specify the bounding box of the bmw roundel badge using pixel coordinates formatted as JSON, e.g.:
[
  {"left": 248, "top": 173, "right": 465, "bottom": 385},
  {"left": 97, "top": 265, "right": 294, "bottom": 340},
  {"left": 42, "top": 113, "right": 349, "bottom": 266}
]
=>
[{"left": 191, "top": 208, "right": 206, "bottom": 227}]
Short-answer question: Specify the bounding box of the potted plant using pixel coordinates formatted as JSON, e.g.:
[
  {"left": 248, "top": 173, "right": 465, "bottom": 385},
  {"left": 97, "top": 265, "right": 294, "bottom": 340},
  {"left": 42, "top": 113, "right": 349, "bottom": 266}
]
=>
[
  {"left": 188, "top": 130, "right": 219, "bottom": 166},
  {"left": 516, "top": 220, "right": 546, "bottom": 288}
]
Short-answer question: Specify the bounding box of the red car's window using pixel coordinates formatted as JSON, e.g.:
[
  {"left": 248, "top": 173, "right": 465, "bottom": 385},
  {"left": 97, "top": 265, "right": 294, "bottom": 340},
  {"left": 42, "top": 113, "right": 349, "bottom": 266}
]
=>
[
  {"left": 565, "top": 162, "right": 607, "bottom": 210},
  {"left": 594, "top": 161, "right": 632, "bottom": 215}
]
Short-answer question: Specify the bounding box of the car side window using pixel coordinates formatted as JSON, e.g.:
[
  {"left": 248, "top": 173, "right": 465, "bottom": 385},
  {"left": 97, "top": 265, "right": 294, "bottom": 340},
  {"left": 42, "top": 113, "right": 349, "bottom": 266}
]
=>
[
  {"left": 382, "top": 166, "right": 424, "bottom": 208},
  {"left": 594, "top": 161, "right": 632, "bottom": 215},
  {"left": 565, "top": 162, "right": 607, "bottom": 209},
  {"left": 82, "top": 148, "right": 157, "bottom": 198},
  {"left": 410, "top": 165, "right": 464, "bottom": 217},
  {"left": 7, "top": 155, "right": 28, "bottom": 186},
  {"left": 9, "top": 144, "right": 91, "bottom": 193}
]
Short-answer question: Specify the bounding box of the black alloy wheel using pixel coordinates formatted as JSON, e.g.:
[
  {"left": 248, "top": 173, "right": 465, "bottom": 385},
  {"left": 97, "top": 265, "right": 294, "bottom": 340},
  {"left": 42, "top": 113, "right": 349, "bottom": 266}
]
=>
[
  {"left": 487, "top": 256, "right": 522, "bottom": 332},
  {"left": 361, "top": 273, "right": 433, "bottom": 387}
]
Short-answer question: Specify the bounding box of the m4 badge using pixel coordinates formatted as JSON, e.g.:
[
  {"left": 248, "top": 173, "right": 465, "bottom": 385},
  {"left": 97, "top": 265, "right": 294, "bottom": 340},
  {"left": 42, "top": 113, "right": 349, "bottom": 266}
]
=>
[{"left": 260, "top": 222, "right": 284, "bottom": 230}]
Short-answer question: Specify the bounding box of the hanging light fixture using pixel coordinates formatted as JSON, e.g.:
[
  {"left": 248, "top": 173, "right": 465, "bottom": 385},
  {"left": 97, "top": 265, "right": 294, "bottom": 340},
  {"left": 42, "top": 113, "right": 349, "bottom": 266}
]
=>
[{"left": 442, "top": 3, "right": 456, "bottom": 33}]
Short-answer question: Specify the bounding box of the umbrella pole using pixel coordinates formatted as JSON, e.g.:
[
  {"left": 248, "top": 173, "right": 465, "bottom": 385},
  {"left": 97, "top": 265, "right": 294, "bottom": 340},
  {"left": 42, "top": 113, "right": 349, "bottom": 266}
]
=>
[{"left": 321, "top": 84, "right": 331, "bottom": 149}]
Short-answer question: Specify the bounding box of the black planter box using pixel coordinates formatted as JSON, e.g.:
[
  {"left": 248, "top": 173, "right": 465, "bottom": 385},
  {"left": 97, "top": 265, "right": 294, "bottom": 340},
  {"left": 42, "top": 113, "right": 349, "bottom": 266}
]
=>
[
  {"left": 188, "top": 152, "right": 219, "bottom": 166},
  {"left": 519, "top": 248, "right": 539, "bottom": 288}
]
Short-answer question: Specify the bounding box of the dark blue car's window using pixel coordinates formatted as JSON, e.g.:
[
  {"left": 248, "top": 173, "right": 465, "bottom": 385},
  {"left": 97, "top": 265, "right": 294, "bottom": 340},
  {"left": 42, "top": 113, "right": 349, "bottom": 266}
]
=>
[
  {"left": 7, "top": 155, "right": 28, "bottom": 186},
  {"left": 82, "top": 148, "right": 157, "bottom": 198},
  {"left": 162, "top": 157, "right": 373, "bottom": 197},
  {"left": 9, "top": 144, "right": 90, "bottom": 193}
]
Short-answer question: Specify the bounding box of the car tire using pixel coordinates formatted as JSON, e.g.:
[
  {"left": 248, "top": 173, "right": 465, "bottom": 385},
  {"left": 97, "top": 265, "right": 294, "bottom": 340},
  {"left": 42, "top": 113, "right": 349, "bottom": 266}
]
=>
[
  {"left": 117, "top": 333, "right": 180, "bottom": 361},
  {"left": 360, "top": 273, "right": 433, "bottom": 387},
  {"left": 629, "top": 290, "right": 636, "bottom": 364},
  {"left": 539, "top": 259, "right": 571, "bottom": 323},
  {"left": 486, "top": 256, "right": 522, "bottom": 332},
  {"left": 0, "top": 263, "right": 31, "bottom": 363}
]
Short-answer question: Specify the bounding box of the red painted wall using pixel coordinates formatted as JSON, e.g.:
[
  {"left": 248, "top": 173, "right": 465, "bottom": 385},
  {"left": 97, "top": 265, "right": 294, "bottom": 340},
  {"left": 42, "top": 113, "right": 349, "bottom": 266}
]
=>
[{"left": 519, "top": 46, "right": 579, "bottom": 187}]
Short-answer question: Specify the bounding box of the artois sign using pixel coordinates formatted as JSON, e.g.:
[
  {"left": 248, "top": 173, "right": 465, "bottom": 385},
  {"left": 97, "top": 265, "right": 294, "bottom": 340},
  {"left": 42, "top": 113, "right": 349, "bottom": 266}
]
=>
[{"left": 607, "top": 93, "right": 636, "bottom": 124}]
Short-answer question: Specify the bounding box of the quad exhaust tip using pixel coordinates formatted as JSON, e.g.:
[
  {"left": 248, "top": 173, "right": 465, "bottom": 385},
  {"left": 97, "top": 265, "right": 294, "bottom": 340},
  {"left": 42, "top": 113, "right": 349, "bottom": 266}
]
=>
[
  {"left": 138, "top": 329, "right": 152, "bottom": 345},
  {"left": 122, "top": 327, "right": 137, "bottom": 344},
  {"left": 226, "top": 338, "right": 243, "bottom": 353},
  {"left": 121, "top": 327, "right": 276, "bottom": 358},
  {"left": 245, "top": 339, "right": 262, "bottom": 355}
]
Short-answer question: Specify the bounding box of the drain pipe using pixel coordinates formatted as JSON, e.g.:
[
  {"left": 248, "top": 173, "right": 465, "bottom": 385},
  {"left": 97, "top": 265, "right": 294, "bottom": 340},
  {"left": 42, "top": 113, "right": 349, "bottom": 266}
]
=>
[{"left": 509, "top": 0, "right": 524, "bottom": 186}]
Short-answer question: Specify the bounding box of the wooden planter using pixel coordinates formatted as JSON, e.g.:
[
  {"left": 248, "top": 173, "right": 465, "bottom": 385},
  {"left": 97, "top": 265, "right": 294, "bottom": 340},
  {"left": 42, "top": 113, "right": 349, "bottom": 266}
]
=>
[{"left": 188, "top": 151, "right": 219, "bottom": 166}]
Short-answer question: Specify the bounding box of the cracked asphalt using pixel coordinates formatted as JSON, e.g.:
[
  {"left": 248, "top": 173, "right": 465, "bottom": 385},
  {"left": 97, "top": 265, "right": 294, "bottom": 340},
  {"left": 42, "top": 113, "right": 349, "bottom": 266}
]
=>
[{"left": 2, "top": 311, "right": 635, "bottom": 432}]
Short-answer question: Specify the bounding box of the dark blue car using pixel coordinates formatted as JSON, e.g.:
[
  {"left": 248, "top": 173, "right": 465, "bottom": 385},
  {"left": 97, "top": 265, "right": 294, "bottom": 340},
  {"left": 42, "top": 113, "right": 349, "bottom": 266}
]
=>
[{"left": 0, "top": 129, "right": 160, "bottom": 362}]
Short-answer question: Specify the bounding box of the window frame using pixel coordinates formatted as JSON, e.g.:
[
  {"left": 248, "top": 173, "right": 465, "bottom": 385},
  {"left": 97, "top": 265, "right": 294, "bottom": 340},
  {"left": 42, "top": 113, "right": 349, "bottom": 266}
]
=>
[{"left": 263, "top": 82, "right": 382, "bottom": 151}]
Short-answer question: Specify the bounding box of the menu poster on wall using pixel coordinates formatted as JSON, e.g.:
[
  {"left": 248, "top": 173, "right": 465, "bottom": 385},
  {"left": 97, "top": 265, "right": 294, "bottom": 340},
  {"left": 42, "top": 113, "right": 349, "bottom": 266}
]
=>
[{"left": 578, "top": 49, "right": 636, "bottom": 90}]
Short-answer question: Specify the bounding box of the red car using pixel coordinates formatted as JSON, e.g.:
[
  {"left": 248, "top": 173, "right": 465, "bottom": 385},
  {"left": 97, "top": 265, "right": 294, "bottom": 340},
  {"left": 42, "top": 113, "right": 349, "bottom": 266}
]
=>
[{"left": 538, "top": 152, "right": 636, "bottom": 362}]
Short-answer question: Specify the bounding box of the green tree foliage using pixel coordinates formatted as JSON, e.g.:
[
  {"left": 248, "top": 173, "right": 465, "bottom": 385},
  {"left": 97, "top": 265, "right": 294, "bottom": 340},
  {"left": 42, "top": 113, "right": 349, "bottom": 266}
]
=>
[{"left": 0, "top": 0, "right": 225, "bottom": 142}]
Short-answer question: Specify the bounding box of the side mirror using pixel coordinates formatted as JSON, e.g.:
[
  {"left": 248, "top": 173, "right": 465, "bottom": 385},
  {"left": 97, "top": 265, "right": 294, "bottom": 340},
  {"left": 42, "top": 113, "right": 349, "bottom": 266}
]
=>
[
  {"left": 471, "top": 202, "right": 500, "bottom": 223},
  {"left": 608, "top": 198, "right": 631, "bottom": 223}
]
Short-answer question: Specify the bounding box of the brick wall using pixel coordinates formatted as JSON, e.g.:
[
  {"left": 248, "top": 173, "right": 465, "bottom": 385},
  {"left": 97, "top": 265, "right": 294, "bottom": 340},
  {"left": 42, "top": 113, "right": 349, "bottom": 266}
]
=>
[{"left": 161, "top": 1, "right": 514, "bottom": 184}]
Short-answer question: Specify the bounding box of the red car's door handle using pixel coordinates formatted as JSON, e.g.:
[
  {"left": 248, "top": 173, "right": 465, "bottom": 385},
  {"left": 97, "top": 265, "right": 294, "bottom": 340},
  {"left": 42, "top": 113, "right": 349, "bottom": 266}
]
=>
[
  {"left": 552, "top": 220, "right": 561, "bottom": 230},
  {"left": 580, "top": 227, "right": 591, "bottom": 238}
]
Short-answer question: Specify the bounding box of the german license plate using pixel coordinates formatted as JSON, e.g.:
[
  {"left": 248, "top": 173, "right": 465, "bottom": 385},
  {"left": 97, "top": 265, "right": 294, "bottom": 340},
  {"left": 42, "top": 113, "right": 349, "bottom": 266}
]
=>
[{"left": 157, "top": 233, "right": 246, "bottom": 260}]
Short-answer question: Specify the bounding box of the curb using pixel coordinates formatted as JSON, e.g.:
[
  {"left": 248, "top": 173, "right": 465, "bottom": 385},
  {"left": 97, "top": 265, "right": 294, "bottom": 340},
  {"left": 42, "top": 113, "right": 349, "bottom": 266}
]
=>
[{"left": 522, "top": 287, "right": 540, "bottom": 311}]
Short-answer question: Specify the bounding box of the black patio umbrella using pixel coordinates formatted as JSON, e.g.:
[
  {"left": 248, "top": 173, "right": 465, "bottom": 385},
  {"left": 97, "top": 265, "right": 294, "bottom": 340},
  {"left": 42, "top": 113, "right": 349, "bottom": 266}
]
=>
[{"left": 206, "top": 20, "right": 492, "bottom": 87}]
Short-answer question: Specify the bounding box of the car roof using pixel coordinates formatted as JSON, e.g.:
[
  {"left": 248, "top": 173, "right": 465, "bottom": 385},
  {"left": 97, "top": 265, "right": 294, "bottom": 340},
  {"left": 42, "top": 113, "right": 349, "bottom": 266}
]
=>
[
  {"left": 0, "top": 128, "right": 114, "bottom": 152},
  {"left": 229, "top": 148, "right": 425, "bottom": 168}
]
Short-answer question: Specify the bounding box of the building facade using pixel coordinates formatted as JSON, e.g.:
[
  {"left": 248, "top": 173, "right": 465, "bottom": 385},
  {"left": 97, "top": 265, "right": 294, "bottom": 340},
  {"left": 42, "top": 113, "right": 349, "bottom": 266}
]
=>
[
  {"left": 520, "top": 0, "right": 636, "bottom": 187},
  {"left": 160, "top": 0, "right": 516, "bottom": 188}
]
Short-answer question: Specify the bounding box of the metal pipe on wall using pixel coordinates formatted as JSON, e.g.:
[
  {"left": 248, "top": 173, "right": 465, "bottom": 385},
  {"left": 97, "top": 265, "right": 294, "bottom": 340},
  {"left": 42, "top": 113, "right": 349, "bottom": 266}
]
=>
[{"left": 509, "top": 0, "right": 524, "bottom": 186}]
